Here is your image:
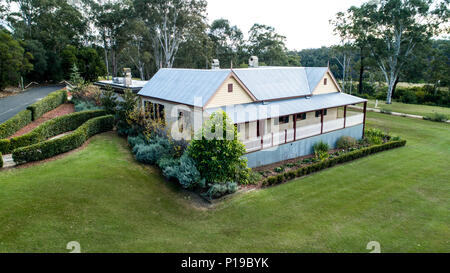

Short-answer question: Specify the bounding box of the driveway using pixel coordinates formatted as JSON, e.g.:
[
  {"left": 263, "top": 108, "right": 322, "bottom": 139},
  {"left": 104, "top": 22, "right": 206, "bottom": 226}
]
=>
[{"left": 0, "top": 85, "right": 64, "bottom": 123}]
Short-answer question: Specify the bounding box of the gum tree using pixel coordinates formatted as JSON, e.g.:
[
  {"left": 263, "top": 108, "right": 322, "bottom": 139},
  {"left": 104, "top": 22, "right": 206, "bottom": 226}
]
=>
[{"left": 362, "top": 0, "right": 449, "bottom": 104}]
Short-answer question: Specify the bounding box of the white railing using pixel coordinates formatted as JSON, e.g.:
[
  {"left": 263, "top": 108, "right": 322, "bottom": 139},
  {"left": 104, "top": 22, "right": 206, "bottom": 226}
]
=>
[
  {"left": 243, "top": 137, "right": 262, "bottom": 153},
  {"left": 346, "top": 113, "right": 364, "bottom": 127},
  {"left": 296, "top": 123, "right": 322, "bottom": 140},
  {"left": 242, "top": 114, "right": 364, "bottom": 153},
  {"left": 323, "top": 118, "right": 345, "bottom": 133}
]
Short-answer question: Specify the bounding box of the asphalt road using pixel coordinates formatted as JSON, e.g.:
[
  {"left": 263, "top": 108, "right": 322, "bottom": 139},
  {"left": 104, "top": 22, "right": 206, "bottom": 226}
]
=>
[{"left": 0, "top": 85, "right": 64, "bottom": 123}]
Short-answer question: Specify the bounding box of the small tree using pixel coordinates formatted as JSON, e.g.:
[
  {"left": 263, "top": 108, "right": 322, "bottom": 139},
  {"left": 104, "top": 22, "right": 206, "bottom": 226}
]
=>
[
  {"left": 69, "top": 64, "right": 86, "bottom": 99},
  {"left": 100, "top": 85, "right": 118, "bottom": 115},
  {"left": 188, "top": 111, "right": 247, "bottom": 184},
  {"left": 117, "top": 89, "right": 139, "bottom": 135}
]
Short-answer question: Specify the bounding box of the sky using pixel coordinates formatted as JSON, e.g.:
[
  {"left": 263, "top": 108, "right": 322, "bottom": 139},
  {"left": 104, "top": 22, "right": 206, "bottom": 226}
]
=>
[{"left": 207, "top": 0, "right": 366, "bottom": 50}]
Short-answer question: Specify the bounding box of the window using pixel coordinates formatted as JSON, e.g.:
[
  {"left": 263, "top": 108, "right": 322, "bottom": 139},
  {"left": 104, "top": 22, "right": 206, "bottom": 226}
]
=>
[
  {"left": 154, "top": 104, "right": 165, "bottom": 123},
  {"left": 296, "top": 113, "right": 306, "bottom": 121},
  {"left": 266, "top": 118, "right": 271, "bottom": 134},
  {"left": 278, "top": 115, "right": 289, "bottom": 124},
  {"left": 228, "top": 83, "right": 233, "bottom": 92},
  {"left": 315, "top": 110, "right": 327, "bottom": 118},
  {"left": 324, "top": 78, "right": 328, "bottom": 85}
]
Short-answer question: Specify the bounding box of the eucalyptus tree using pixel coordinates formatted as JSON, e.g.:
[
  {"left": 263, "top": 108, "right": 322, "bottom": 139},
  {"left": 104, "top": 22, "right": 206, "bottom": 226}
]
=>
[
  {"left": 134, "top": 0, "right": 208, "bottom": 69},
  {"left": 332, "top": 5, "right": 372, "bottom": 94},
  {"left": 209, "top": 19, "right": 244, "bottom": 68},
  {"left": 361, "top": 0, "right": 449, "bottom": 104},
  {"left": 331, "top": 44, "right": 356, "bottom": 93},
  {"left": 91, "top": 0, "right": 132, "bottom": 78},
  {"left": 121, "top": 18, "right": 152, "bottom": 80},
  {"left": 247, "top": 23, "right": 289, "bottom": 66}
]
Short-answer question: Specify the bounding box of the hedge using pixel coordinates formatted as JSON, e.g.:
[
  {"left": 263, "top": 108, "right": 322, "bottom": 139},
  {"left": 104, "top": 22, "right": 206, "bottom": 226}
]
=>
[
  {"left": 27, "top": 89, "right": 67, "bottom": 120},
  {"left": 263, "top": 140, "right": 407, "bottom": 187},
  {"left": 0, "top": 110, "right": 107, "bottom": 154},
  {"left": 0, "top": 110, "right": 33, "bottom": 139},
  {"left": 12, "top": 115, "right": 114, "bottom": 164}
]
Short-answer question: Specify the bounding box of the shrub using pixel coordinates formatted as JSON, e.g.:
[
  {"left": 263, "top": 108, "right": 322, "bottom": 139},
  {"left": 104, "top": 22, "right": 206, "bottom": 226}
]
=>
[
  {"left": 263, "top": 140, "right": 407, "bottom": 186},
  {"left": 161, "top": 153, "right": 204, "bottom": 189},
  {"left": 74, "top": 99, "right": 102, "bottom": 112},
  {"left": 188, "top": 111, "right": 247, "bottom": 184},
  {"left": 205, "top": 182, "right": 238, "bottom": 199},
  {"left": 27, "top": 89, "right": 67, "bottom": 120},
  {"left": 0, "top": 139, "right": 10, "bottom": 154},
  {"left": 248, "top": 171, "right": 262, "bottom": 185},
  {"left": 134, "top": 135, "right": 173, "bottom": 164},
  {"left": 100, "top": 86, "right": 118, "bottom": 115},
  {"left": 400, "top": 91, "right": 417, "bottom": 104},
  {"left": 274, "top": 166, "right": 284, "bottom": 173},
  {"left": 127, "top": 134, "right": 147, "bottom": 148},
  {"left": 313, "top": 141, "right": 329, "bottom": 159},
  {"left": 233, "top": 158, "right": 251, "bottom": 185},
  {"left": 423, "top": 113, "right": 448, "bottom": 122},
  {"left": 0, "top": 110, "right": 33, "bottom": 139},
  {"left": 1, "top": 110, "right": 107, "bottom": 154},
  {"left": 336, "top": 136, "right": 357, "bottom": 150},
  {"left": 135, "top": 144, "right": 166, "bottom": 165},
  {"left": 12, "top": 115, "right": 114, "bottom": 164}
]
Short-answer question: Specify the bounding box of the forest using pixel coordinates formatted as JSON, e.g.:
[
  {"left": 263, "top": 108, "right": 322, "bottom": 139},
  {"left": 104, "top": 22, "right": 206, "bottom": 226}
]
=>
[{"left": 0, "top": 0, "right": 449, "bottom": 105}]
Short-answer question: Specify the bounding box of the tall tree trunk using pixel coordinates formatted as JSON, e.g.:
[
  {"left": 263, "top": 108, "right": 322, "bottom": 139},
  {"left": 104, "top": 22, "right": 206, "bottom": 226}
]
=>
[
  {"left": 104, "top": 48, "right": 109, "bottom": 80},
  {"left": 358, "top": 48, "right": 364, "bottom": 94},
  {"left": 391, "top": 76, "right": 399, "bottom": 99}
]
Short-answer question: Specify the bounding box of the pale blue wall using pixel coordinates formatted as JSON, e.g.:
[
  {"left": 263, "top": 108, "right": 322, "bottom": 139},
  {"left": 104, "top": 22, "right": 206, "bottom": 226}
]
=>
[{"left": 244, "top": 124, "right": 364, "bottom": 168}]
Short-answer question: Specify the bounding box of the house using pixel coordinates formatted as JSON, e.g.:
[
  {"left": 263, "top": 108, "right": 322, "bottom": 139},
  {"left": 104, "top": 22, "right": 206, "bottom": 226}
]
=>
[{"left": 137, "top": 59, "right": 367, "bottom": 168}]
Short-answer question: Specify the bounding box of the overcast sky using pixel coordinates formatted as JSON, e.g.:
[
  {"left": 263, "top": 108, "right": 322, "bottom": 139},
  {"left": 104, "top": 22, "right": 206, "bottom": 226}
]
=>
[{"left": 207, "top": 0, "right": 366, "bottom": 50}]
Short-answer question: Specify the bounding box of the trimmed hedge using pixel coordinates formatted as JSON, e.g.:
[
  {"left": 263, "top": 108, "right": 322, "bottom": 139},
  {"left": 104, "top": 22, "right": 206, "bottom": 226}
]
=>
[
  {"left": 263, "top": 140, "right": 407, "bottom": 187},
  {"left": 0, "top": 110, "right": 33, "bottom": 139},
  {"left": 27, "top": 89, "right": 67, "bottom": 120},
  {"left": 0, "top": 110, "right": 107, "bottom": 154},
  {"left": 12, "top": 115, "right": 114, "bottom": 164}
]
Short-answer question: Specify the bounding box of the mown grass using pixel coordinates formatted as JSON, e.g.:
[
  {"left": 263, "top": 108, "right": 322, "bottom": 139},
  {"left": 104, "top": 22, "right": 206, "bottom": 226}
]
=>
[
  {"left": 367, "top": 99, "right": 450, "bottom": 119},
  {"left": 0, "top": 112, "right": 449, "bottom": 253}
]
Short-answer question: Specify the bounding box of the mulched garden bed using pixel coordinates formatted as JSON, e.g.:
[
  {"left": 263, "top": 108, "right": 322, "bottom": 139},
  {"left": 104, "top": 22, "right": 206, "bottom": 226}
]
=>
[{"left": 8, "top": 103, "right": 74, "bottom": 138}]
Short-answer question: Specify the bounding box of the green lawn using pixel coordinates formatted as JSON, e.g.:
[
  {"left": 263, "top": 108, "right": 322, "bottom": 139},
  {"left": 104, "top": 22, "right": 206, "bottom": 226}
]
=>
[
  {"left": 367, "top": 99, "right": 450, "bottom": 119},
  {"left": 0, "top": 113, "right": 449, "bottom": 253}
]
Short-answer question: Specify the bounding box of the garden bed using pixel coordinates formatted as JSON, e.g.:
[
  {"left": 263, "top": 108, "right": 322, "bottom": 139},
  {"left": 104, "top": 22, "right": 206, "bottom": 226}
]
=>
[{"left": 8, "top": 104, "right": 75, "bottom": 138}]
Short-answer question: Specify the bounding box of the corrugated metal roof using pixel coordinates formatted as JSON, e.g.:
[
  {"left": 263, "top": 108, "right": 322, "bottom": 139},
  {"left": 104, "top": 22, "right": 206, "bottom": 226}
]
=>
[
  {"left": 232, "top": 67, "right": 311, "bottom": 100},
  {"left": 138, "top": 66, "right": 331, "bottom": 106},
  {"left": 138, "top": 68, "right": 231, "bottom": 107},
  {"left": 305, "top": 67, "right": 330, "bottom": 91},
  {"left": 205, "top": 92, "right": 367, "bottom": 124}
]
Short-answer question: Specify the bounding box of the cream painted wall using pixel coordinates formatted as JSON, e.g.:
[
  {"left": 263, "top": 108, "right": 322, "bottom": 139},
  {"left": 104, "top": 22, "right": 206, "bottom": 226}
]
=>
[
  {"left": 313, "top": 72, "right": 340, "bottom": 95},
  {"left": 141, "top": 96, "right": 341, "bottom": 142},
  {"left": 205, "top": 76, "right": 254, "bottom": 109},
  {"left": 141, "top": 97, "right": 200, "bottom": 137}
]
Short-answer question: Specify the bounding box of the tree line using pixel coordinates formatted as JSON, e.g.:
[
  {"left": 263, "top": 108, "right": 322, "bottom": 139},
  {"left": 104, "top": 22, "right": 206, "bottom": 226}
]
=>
[
  {"left": 0, "top": 0, "right": 448, "bottom": 105},
  {"left": 0, "top": 0, "right": 299, "bottom": 90}
]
